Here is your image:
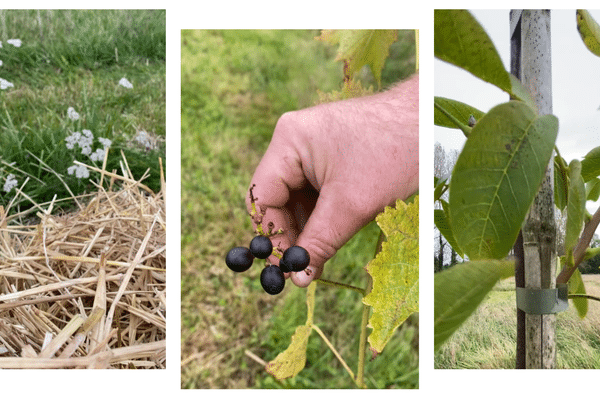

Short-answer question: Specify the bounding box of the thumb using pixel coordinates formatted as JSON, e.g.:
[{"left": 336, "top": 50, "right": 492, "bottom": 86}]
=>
[{"left": 289, "top": 186, "right": 372, "bottom": 287}]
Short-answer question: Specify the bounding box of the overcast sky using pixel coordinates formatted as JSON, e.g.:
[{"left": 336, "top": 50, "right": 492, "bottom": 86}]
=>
[{"left": 435, "top": 9, "right": 600, "bottom": 212}]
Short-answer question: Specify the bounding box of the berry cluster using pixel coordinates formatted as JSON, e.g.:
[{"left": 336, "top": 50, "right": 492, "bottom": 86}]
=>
[
  {"left": 225, "top": 237, "right": 310, "bottom": 295},
  {"left": 225, "top": 184, "right": 310, "bottom": 295}
]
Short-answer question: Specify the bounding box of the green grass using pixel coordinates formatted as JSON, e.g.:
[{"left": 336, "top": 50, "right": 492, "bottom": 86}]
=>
[
  {"left": 181, "top": 29, "right": 417, "bottom": 389},
  {"left": 0, "top": 10, "right": 165, "bottom": 214},
  {"left": 435, "top": 276, "right": 600, "bottom": 369}
]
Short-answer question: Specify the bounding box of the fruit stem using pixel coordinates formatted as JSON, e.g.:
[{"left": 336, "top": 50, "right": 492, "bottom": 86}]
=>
[
  {"left": 356, "top": 275, "right": 373, "bottom": 388},
  {"left": 315, "top": 278, "right": 365, "bottom": 296}
]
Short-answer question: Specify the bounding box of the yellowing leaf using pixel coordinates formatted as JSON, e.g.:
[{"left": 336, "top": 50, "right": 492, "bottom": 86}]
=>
[
  {"left": 265, "top": 325, "right": 311, "bottom": 380},
  {"left": 315, "top": 78, "right": 374, "bottom": 104},
  {"left": 316, "top": 29, "right": 398, "bottom": 87},
  {"left": 265, "top": 281, "right": 316, "bottom": 380},
  {"left": 363, "top": 196, "right": 419, "bottom": 354}
]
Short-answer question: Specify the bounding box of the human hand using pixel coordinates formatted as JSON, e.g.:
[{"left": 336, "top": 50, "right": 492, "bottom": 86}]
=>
[{"left": 246, "top": 74, "right": 419, "bottom": 288}]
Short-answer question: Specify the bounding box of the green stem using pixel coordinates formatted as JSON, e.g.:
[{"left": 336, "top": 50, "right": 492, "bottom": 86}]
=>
[
  {"left": 568, "top": 294, "right": 600, "bottom": 303},
  {"left": 356, "top": 230, "right": 385, "bottom": 388},
  {"left": 356, "top": 274, "right": 372, "bottom": 388},
  {"left": 315, "top": 278, "right": 365, "bottom": 296}
]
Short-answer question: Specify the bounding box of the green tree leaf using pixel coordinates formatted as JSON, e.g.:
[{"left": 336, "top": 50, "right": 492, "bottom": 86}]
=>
[
  {"left": 448, "top": 101, "right": 559, "bottom": 260},
  {"left": 434, "top": 11, "right": 536, "bottom": 107},
  {"left": 567, "top": 267, "right": 588, "bottom": 319},
  {"left": 434, "top": 259, "right": 514, "bottom": 352},
  {"left": 565, "top": 160, "right": 586, "bottom": 260},
  {"left": 265, "top": 281, "right": 316, "bottom": 380},
  {"left": 577, "top": 10, "right": 600, "bottom": 58},
  {"left": 434, "top": 176, "right": 448, "bottom": 202},
  {"left": 434, "top": 200, "right": 464, "bottom": 258},
  {"left": 434, "top": 96, "right": 485, "bottom": 135},
  {"left": 554, "top": 154, "right": 569, "bottom": 211},
  {"left": 363, "top": 196, "right": 419, "bottom": 354},
  {"left": 580, "top": 145, "right": 600, "bottom": 181},
  {"left": 434, "top": 10, "right": 511, "bottom": 94},
  {"left": 586, "top": 177, "right": 600, "bottom": 201},
  {"left": 316, "top": 29, "right": 398, "bottom": 87},
  {"left": 508, "top": 74, "right": 538, "bottom": 112}
]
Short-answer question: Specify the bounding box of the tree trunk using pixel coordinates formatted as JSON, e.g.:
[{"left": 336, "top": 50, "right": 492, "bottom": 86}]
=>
[{"left": 511, "top": 9, "right": 557, "bottom": 369}]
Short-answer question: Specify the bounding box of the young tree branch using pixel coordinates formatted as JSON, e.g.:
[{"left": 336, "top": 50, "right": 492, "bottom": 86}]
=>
[{"left": 556, "top": 205, "right": 600, "bottom": 284}]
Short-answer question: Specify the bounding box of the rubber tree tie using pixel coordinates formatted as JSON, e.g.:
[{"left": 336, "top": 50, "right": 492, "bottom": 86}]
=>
[{"left": 515, "top": 283, "right": 569, "bottom": 315}]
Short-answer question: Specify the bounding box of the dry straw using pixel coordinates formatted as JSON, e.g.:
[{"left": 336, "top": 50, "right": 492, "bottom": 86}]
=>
[{"left": 0, "top": 150, "right": 166, "bottom": 369}]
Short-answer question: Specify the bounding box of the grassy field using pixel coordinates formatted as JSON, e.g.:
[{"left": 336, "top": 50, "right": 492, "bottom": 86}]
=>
[
  {"left": 181, "top": 29, "right": 418, "bottom": 389},
  {"left": 435, "top": 275, "right": 600, "bottom": 369},
  {"left": 0, "top": 10, "right": 165, "bottom": 214}
]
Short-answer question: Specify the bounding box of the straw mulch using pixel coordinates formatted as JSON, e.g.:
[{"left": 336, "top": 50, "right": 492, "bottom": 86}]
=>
[{"left": 0, "top": 155, "right": 166, "bottom": 368}]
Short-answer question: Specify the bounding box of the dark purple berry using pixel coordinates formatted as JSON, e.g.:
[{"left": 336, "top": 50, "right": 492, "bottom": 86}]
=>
[
  {"left": 282, "top": 246, "right": 310, "bottom": 272},
  {"left": 279, "top": 258, "right": 292, "bottom": 273},
  {"left": 225, "top": 247, "right": 254, "bottom": 272},
  {"left": 260, "top": 265, "right": 285, "bottom": 295},
  {"left": 249, "top": 235, "right": 273, "bottom": 259}
]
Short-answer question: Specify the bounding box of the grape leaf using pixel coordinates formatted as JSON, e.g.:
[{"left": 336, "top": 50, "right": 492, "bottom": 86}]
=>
[
  {"left": 577, "top": 10, "right": 600, "bottom": 58},
  {"left": 315, "top": 78, "right": 374, "bottom": 104},
  {"left": 448, "top": 101, "right": 559, "bottom": 260},
  {"left": 265, "top": 281, "right": 316, "bottom": 380},
  {"left": 434, "top": 259, "right": 514, "bottom": 351},
  {"left": 316, "top": 29, "right": 398, "bottom": 87},
  {"left": 363, "top": 196, "right": 418, "bottom": 354}
]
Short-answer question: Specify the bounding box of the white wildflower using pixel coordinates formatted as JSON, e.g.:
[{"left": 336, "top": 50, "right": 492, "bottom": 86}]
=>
[
  {"left": 67, "top": 164, "right": 89, "bottom": 179},
  {"left": 135, "top": 131, "right": 150, "bottom": 147},
  {"left": 7, "top": 39, "right": 21, "bottom": 47},
  {"left": 0, "top": 78, "right": 14, "bottom": 90},
  {"left": 118, "top": 77, "right": 133, "bottom": 89},
  {"left": 79, "top": 129, "right": 94, "bottom": 155},
  {"left": 65, "top": 131, "right": 80, "bottom": 149},
  {"left": 67, "top": 107, "right": 80, "bottom": 120},
  {"left": 65, "top": 129, "right": 94, "bottom": 155},
  {"left": 98, "top": 137, "right": 112, "bottom": 148},
  {"left": 82, "top": 129, "right": 94, "bottom": 140},
  {"left": 3, "top": 174, "right": 18, "bottom": 193},
  {"left": 0, "top": 60, "right": 3, "bottom": 67},
  {"left": 90, "top": 148, "right": 106, "bottom": 162}
]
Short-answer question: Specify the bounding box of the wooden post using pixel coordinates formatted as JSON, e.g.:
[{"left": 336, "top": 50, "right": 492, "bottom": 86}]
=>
[{"left": 510, "top": 9, "right": 557, "bottom": 369}]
